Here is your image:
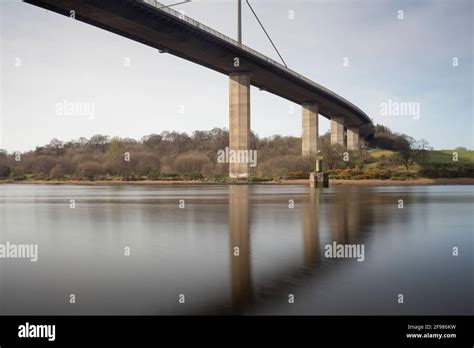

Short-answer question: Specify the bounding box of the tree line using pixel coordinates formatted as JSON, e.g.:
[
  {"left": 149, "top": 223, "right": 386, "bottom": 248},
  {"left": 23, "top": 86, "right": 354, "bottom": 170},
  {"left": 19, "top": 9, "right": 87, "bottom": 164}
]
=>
[{"left": 0, "top": 125, "right": 470, "bottom": 181}]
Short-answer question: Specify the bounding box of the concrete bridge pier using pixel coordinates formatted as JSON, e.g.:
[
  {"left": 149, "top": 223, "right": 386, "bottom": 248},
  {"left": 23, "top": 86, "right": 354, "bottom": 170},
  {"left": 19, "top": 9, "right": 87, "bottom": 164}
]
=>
[
  {"left": 347, "top": 127, "right": 360, "bottom": 150},
  {"left": 301, "top": 102, "right": 319, "bottom": 156},
  {"left": 229, "top": 72, "right": 251, "bottom": 179},
  {"left": 330, "top": 116, "right": 345, "bottom": 146}
]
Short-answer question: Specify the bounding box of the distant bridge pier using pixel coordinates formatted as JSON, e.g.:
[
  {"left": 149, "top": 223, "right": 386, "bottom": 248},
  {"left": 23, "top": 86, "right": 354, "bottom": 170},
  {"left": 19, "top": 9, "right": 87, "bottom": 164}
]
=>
[
  {"left": 330, "top": 116, "right": 345, "bottom": 146},
  {"left": 301, "top": 102, "right": 319, "bottom": 156},
  {"left": 229, "top": 72, "right": 251, "bottom": 179},
  {"left": 347, "top": 126, "right": 360, "bottom": 150}
]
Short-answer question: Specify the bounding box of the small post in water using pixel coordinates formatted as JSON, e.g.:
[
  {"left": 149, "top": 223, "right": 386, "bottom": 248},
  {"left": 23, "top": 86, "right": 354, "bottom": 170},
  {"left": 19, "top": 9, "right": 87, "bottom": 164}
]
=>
[{"left": 310, "top": 155, "right": 329, "bottom": 188}]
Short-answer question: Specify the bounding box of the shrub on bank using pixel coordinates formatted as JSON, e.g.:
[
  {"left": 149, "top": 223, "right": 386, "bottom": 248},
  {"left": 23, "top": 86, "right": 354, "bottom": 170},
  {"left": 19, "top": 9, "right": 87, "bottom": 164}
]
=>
[
  {"left": 363, "top": 168, "right": 392, "bottom": 180},
  {"left": 256, "top": 155, "right": 313, "bottom": 178},
  {"left": 12, "top": 174, "right": 27, "bottom": 181},
  {"left": 419, "top": 163, "right": 474, "bottom": 178},
  {"left": 78, "top": 162, "right": 105, "bottom": 180},
  {"left": 159, "top": 172, "right": 180, "bottom": 180},
  {"left": 207, "top": 175, "right": 229, "bottom": 183},
  {"left": 49, "top": 164, "right": 65, "bottom": 179},
  {"left": 250, "top": 175, "right": 274, "bottom": 182},
  {"left": 147, "top": 169, "right": 162, "bottom": 180},
  {"left": 182, "top": 172, "right": 204, "bottom": 180},
  {"left": 327, "top": 168, "right": 363, "bottom": 179},
  {"left": 390, "top": 171, "right": 418, "bottom": 180},
  {"left": 0, "top": 165, "right": 11, "bottom": 179},
  {"left": 327, "top": 168, "right": 395, "bottom": 180},
  {"left": 121, "top": 174, "right": 144, "bottom": 181},
  {"left": 287, "top": 171, "right": 309, "bottom": 180}
]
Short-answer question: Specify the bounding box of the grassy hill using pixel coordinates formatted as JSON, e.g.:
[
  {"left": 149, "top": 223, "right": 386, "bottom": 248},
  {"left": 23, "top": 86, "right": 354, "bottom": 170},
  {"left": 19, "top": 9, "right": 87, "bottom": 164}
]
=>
[
  {"left": 369, "top": 149, "right": 474, "bottom": 164},
  {"left": 323, "top": 149, "right": 474, "bottom": 181},
  {"left": 427, "top": 150, "right": 474, "bottom": 164}
]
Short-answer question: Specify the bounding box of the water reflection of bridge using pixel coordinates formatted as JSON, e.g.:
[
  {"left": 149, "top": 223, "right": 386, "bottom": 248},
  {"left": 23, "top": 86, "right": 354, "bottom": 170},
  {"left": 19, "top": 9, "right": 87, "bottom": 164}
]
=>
[{"left": 228, "top": 185, "right": 378, "bottom": 313}]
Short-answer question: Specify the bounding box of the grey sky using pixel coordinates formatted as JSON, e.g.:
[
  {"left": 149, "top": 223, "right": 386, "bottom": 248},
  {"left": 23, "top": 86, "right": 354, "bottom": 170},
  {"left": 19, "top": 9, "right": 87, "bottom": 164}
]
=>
[{"left": 1, "top": 0, "right": 472, "bottom": 151}]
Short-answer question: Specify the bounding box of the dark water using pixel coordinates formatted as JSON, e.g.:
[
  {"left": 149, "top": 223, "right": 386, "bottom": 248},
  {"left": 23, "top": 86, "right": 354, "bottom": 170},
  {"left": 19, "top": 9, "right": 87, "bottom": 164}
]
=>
[{"left": 0, "top": 184, "right": 472, "bottom": 315}]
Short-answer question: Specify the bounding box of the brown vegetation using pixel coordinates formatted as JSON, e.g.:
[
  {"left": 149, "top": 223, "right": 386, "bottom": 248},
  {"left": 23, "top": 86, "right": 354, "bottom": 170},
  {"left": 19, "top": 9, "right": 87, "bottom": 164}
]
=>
[{"left": 0, "top": 125, "right": 472, "bottom": 182}]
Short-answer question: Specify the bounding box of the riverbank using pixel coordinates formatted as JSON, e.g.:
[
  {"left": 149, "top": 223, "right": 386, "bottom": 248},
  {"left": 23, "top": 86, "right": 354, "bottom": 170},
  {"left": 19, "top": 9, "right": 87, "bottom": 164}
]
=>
[
  {"left": 1, "top": 178, "right": 473, "bottom": 186},
  {"left": 280, "top": 178, "right": 474, "bottom": 186}
]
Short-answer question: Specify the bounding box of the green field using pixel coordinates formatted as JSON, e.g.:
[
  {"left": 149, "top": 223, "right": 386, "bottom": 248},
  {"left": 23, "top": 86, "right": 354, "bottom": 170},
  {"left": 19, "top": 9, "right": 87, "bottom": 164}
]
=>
[
  {"left": 427, "top": 150, "right": 474, "bottom": 164},
  {"left": 368, "top": 149, "right": 395, "bottom": 159},
  {"left": 369, "top": 149, "right": 474, "bottom": 164},
  {"left": 360, "top": 149, "right": 474, "bottom": 179}
]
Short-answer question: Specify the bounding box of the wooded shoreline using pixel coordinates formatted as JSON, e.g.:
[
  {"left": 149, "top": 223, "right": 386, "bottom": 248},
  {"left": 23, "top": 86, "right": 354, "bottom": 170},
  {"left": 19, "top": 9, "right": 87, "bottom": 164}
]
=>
[{"left": 1, "top": 178, "right": 473, "bottom": 186}]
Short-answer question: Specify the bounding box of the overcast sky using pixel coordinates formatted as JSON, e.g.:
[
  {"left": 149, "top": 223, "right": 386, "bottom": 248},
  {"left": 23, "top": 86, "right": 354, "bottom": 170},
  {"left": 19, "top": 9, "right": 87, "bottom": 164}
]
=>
[{"left": 1, "top": 0, "right": 472, "bottom": 151}]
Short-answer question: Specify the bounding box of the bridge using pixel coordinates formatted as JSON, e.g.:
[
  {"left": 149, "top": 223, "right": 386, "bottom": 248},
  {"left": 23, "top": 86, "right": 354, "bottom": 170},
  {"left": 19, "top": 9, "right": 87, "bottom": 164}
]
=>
[{"left": 25, "top": 0, "right": 374, "bottom": 178}]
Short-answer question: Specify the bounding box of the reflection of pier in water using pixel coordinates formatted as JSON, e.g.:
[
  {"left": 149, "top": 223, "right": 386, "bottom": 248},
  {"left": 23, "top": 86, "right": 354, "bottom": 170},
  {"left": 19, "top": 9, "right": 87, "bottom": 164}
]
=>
[
  {"left": 227, "top": 186, "right": 380, "bottom": 313},
  {"left": 303, "top": 188, "right": 320, "bottom": 269},
  {"left": 229, "top": 185, "right": 252, "bottom": 311}
]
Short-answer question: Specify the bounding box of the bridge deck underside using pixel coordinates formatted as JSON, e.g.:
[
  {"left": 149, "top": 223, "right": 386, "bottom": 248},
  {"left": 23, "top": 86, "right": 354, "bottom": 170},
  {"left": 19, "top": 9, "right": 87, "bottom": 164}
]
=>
[{"left": 24, "top": 0, "right": 372, "bottom": 131}]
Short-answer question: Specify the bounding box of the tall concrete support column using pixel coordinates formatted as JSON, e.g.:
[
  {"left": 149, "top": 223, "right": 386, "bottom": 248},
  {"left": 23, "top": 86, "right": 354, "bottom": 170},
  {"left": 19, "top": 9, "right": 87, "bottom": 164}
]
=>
[
  {"left": 330, "top": 116, "right": 345, "bottom": 146},
  {"left": 347, "top": 127, "right": 360, "bottom": 150},
  {"left": 229, "top": 73, "right": 251, "bottom": 179},
  {"left": 301, "top": 102, "right": 319, "bottom": 156}
]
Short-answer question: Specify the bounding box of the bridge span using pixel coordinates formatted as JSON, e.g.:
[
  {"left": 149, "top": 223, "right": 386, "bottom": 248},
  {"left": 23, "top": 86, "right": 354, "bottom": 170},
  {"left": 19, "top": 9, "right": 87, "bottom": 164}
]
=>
[{"left": 25, "top": 0, "right": 374, "bottom": 178}]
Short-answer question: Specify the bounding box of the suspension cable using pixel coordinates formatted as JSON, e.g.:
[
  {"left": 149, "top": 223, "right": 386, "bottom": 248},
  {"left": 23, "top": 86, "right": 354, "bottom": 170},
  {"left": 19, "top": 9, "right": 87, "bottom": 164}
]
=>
[
  {"left": 245, "top": 0, "right": 288, "bottom": 67},
  {"left": 158, "top": 0, "right": 191, "bottom": 9}
]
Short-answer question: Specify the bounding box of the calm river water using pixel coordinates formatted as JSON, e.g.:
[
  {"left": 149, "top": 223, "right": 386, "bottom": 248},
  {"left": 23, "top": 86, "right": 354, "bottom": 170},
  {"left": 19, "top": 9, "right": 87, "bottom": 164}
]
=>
[{"left": 0, "top": 184, "right": 472, "bottom": 315}]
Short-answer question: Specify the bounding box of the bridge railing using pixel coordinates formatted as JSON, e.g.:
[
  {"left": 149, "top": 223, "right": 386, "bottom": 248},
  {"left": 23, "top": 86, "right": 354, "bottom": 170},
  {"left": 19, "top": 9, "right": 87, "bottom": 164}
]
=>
[{"left": 140, "top": 0, "right": 370, "bottom": 122}]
